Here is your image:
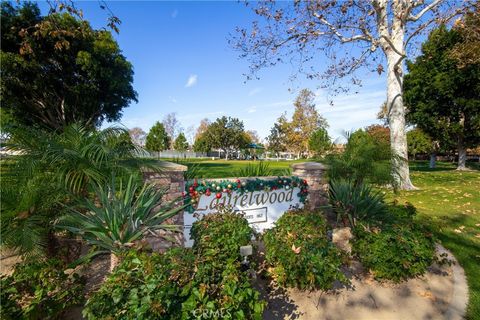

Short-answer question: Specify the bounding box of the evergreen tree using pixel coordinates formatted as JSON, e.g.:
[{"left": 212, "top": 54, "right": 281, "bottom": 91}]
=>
[
  {"left": 404, "top": 25, "right": 480, "bottom": 170},
  {"left": 308, "top": 128, "right": 332, "bottom": 158},
  {"left": 145, "top": 122, "right": 170, "bottom": 153},
  {"left": 174, "top": 132, "right": 189, "bottom": 151}
]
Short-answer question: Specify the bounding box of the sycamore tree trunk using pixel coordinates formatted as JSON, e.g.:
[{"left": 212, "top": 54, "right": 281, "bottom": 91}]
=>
[
  {"left": 457, "top": 136, "right": 467, "bottom": 170},
  {"left": 457, "top": 112, "right": 467, "bottom": 170},
  {"left": 429, "top": 153, "right": 436, "bottom": 169},
  {"left": 384, "top": 23, "right": 416, "bottom": 190}
]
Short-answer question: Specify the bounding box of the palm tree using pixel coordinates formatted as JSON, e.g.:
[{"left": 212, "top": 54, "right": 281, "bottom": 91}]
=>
[
  {"left": 57, "top": 175, "right": 183, "bottom": 270},
  {"left": 1, "top": 124, "right": 162, "bottom": 258}
]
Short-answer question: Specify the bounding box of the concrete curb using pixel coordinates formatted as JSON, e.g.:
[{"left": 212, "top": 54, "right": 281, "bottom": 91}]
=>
[{"left": 437, "top": 244, "right": 469, "bottom": 320}]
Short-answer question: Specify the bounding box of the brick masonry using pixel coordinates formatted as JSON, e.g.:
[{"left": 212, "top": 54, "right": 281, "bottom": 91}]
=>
[{"left": 142, "top": 161, "right": 187, "bottom": 252}]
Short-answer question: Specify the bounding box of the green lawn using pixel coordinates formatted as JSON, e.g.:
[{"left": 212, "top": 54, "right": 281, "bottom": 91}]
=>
[
  {"left": 172, "top": 158, "right": 480, "bottom": 319},
  {"left": 164, "top": 158, "right": 306, "bottom": 178},
  {"left": 385, "top": 162, "right": 480, "bottom": 320}
]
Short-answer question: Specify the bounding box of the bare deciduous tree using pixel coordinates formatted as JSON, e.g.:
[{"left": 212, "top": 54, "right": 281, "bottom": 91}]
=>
[
  {"left": 233, "top": 0, "right": 471, "bottom": 189},
  {"left": 128, "top": 127, "right": 146, "bottom": 146},
  {"left": 162, "top": 112, "right": 182, "bottom": 145}
]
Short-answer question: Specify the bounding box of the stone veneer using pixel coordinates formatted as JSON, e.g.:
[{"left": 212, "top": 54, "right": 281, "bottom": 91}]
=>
[
  {"left": 290, "top": 162, "right": 329, "bottom": 210},
  {"left": 142, "top": 161, "right": 187, "bottom": 252}
]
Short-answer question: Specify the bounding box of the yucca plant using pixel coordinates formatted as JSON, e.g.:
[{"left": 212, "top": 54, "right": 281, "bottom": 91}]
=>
[
  {"left": 236, "top": 161, "right": 272, "bottom": 177},
  {"left": 57, "top": 175, "right": 184, "bottom": 270},
  {"left": 329, "top": 179, "right": 387, "bottom": 228},
  {"left": 1, "top": 123, "right": 162, "bottom": 258}
]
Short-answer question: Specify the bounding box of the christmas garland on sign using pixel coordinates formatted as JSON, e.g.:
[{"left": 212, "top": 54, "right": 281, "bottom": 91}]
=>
[{"left": 184, "top": 176, "right": 309, "bottom": 213}]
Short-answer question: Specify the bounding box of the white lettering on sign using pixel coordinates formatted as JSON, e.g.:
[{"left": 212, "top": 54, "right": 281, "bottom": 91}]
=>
[{"left": 184, "top": 188, "right": 303, "bottom": 247}]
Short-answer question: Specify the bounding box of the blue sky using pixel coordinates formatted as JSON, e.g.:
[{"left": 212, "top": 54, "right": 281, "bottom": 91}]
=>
[{"left": 40, "top": 1, "right": 386, "bottom": 143}]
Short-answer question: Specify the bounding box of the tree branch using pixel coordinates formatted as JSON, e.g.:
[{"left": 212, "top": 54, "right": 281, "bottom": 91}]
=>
[
  {"left": 407, "top": 0, "right": 442, "bottom": 21},
  {"left": 311, "top": 11, "right": 371, "bottom": 43}
]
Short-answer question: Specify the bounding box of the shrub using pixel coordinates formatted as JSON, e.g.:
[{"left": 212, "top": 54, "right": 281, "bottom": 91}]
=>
[
  {"left": 190, "top": 208, "right": 253, "bottom": 262},
  {"left": 263, "top": 209, "right": 347, "bottom": 290},
  {"left": 329, "top": 179, "right": 387, "bottom": 227},
  {"left": 352, "top": 204, "right": 436, "bottom": 282},
  {"left": 185, "top": 210, "right": 264, "bottom": 319},
  {"left": 83, "top": 249, "right": 194, "bottom": 320},
  {"left": 0, "top": 259, "right": 85, "bottom": 319},
  {"left": 325, "top": 129, "right": 392, "bottom": 186},
  {"left": 84, "top": 211, "right": 265, "bottom": 320}
]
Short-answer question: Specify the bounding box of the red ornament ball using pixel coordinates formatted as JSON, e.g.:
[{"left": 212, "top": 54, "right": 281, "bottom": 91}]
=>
[{"left": 216, "top": 192, "right": 222, "bottom": 199}]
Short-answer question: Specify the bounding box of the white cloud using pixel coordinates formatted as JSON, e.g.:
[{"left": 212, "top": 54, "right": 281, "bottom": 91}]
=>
[
  {"left": 185, "top": 74, "right": 198, "bottom": 88},
  {"left": 248, "top": 87, "right": 262, "bottom": 96},
  {"left": 178, "top": 111, "right": 224, "bottom": 121},
  {"left": 171, "top": 9, "right": 178, "bottom": 18},
  {"left": 247, "top": 106, "right": 257, "bottom": 113},
  {"left": 169, "top": 96, "right": 178, "bottom": 104}
]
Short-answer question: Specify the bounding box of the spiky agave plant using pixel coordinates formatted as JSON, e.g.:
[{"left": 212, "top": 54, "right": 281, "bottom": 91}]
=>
[
  {"left": 329, "top": 179, "right": 387, "bottom": 228},
  {"left": 1, "top": 123, "right": 162, "bottom": 258},
  {"left": 57, "top": 175, "right": 184, "bottom": 270}
]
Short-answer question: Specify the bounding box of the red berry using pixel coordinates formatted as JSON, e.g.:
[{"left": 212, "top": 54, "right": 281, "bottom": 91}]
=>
[
  {"left": 189, "top": 186, "right": 194, "bottom": 192},
  {"left": 216, "top": 193, "right": 222, "bottom": 199}
]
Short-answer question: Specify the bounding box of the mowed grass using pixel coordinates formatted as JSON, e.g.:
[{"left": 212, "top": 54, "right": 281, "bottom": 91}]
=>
[
  {"left": 385, "top": 161, "right": 480, "bottom": 319},
  {"left": 163, "top": 158, "right": 306, "bottom": 178}
]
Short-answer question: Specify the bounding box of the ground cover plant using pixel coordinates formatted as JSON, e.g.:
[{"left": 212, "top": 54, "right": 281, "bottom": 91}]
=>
[
  {"left": 352, "top": 202, "right": 436, "bottom": 282},
  {"left": 83, "top": 210, "right": 264, "bottom": 319},
  {"left": 0, "top": 258, "right": 85, "bottom": 319},
  {"left": 263, "top": 208, "right": 347, "bottom": 290},
  {"left": 83, "top": 249, "right": 194, "bottom": 320}
]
